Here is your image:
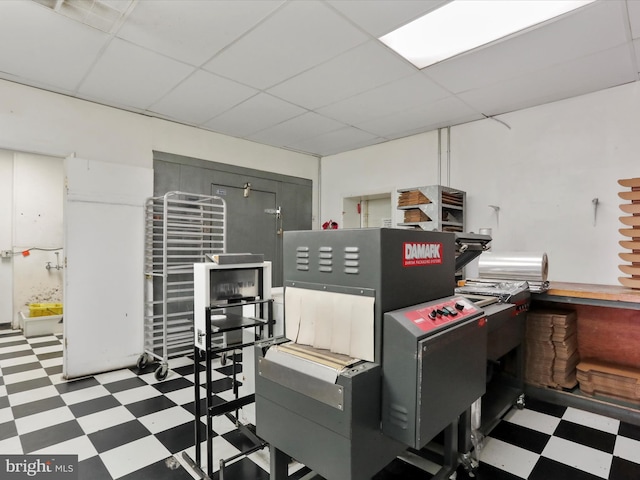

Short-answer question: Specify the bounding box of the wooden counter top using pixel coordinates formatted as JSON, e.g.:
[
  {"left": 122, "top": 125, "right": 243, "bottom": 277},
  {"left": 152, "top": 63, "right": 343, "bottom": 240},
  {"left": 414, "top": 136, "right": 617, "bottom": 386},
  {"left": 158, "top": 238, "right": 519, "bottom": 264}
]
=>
[{"left": 544, "top": 282, "right": 640, "bottom": 305}]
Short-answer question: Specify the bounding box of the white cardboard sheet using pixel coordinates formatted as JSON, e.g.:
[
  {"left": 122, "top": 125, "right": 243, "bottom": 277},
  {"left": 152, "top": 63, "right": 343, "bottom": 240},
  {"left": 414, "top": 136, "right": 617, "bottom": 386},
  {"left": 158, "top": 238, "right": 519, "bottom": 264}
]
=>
[{"left": 284, "top": 287, "right": 375, "bottom": 362}]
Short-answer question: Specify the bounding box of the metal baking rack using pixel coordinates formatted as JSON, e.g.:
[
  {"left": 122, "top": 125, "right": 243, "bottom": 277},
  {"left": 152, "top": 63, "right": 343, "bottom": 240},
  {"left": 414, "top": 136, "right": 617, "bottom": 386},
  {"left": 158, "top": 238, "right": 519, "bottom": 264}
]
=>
[{"left": 140, "top": 191, "right": 226, "bottom": 380}]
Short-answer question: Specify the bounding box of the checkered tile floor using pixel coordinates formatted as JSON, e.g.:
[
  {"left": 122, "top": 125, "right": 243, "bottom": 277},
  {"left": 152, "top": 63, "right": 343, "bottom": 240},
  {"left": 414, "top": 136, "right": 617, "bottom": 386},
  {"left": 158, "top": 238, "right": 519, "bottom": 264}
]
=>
[{"left": 1, "top": 328, "right": 639, "bottom": 480}]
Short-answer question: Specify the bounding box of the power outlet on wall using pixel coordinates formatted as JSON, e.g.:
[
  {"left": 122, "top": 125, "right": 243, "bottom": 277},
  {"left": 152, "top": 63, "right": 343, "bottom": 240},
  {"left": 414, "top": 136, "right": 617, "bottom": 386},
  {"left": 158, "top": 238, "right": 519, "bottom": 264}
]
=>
[{"left": 1, "top": 250, "right": 13, "bottom": 258}]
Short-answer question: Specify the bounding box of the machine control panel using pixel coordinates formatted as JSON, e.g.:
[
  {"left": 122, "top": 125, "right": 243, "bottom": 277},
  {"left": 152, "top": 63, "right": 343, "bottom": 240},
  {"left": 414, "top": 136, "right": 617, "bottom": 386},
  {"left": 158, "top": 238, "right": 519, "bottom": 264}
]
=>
[{"left": 403, "top": 296, "right": 483, "bottom": 333}]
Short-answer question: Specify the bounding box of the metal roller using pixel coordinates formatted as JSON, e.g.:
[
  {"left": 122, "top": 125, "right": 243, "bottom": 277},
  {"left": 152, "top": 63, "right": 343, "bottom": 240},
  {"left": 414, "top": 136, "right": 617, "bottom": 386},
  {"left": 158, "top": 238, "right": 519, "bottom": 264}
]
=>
[{"left": 478, "top": 251, "right": 548, "bottom": 282}]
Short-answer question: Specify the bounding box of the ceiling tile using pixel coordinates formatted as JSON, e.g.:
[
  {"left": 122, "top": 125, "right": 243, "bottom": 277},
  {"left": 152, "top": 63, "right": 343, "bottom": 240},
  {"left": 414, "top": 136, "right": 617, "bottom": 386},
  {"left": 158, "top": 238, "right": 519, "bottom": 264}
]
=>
[
  {"left": 0, "top": 1, "right": 109, "bottom": 92},
  {"left": 327, "top": 0, "right": 448, "bottom": 37},
  {"left": 458, "top": 44, "right": 637, "bottom": 116},
  {"left": 0, "top": 0, "right": 638, "bottom": 158},
  {"left": 425, "top": 0, "right": 629, "bottom": 95},
  {"left": 629, "top": 0, "right": 640, "bottom": 39},
  {"left": 287, "top": 127, "right": 382, "bottom": 156},
  {"left": 147, "top": 70, "right": 258, "bottom": 125},
  {"left": 78, "top": 38, "right": 194, "bottom": 110},
  {"left": 246, "top": 112, "right": 346, "bottom": 147},
  {"left": 356, "top": 96, "right": 481, "bottom": 137},
  {"left": 317, "top": 73, "right": 450, "bottom": 125},
  {"left": 99, "top": 1, "right": 135, "bottom": 13},
  {"left": 116, "top": 0, "right": 284, "bottom": 66},
  {"left": 203, "top": 93, "right": 306, "bottom": 138},
  {"left": 267, "top": 40, "right": 416, "bottom": 109},
  {"left": 203, "top": 1, "right": 368, "bottom": 89}
]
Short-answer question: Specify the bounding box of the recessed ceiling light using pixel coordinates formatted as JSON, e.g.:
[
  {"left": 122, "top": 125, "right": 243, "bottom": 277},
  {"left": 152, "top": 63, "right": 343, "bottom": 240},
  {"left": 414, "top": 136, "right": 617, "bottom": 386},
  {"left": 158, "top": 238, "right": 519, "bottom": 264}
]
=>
[
  {"left": 379, "top": 0, "right": 595, "bottom": 69},
  {"left": 30, "top": 0, "right": 136, "bottom": 34}
]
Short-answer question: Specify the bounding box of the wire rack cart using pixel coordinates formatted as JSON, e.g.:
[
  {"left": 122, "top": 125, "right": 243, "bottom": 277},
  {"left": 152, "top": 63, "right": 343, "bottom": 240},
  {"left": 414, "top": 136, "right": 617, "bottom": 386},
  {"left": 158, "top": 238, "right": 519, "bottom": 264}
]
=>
[
  {"left": 140, "top": 191, "right": 226, "bottom": 380},
  {"left": 183, "top": 260, "right": 274, "bottom": 479}
]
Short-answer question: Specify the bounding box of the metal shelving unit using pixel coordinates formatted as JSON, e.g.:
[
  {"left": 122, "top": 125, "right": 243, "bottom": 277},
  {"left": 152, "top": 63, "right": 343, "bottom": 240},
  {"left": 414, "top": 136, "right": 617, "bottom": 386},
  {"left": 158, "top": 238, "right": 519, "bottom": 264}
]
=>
[
  {"left": 185, "top": 300, "right": 274, "bottom": 479},
  {"left": 183, "top": 260, "right": 274, "bottom": 479},
  {"left": 140, "top": 191, "right": 226, "bottom": 380},
  {"left": 397, "top": 185, "right": 466, "bottom": 232}
]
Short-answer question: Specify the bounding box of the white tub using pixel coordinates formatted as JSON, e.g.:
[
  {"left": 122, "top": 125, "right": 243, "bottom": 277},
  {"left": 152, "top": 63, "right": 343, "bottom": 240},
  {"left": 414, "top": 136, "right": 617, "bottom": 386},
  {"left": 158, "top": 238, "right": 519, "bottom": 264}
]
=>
[{"left": 19, "top": 311, "right": 63, "bottom": 338}]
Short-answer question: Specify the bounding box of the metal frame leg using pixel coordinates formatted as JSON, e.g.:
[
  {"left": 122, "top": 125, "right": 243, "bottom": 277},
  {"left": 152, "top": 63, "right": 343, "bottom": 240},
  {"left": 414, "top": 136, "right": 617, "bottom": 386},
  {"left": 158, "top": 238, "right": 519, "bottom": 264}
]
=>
[
  {"left": 432, "top": 419, "right": 459, "bottom": 480},
  {"left": 398, "top": 419, "right": 461, "bottom": 480},
  {"left": 458, "top": 407, "right": 472, "bottom": 454},
  {"left": 270, "top": 445, "right": 288, "bottom": 480}
]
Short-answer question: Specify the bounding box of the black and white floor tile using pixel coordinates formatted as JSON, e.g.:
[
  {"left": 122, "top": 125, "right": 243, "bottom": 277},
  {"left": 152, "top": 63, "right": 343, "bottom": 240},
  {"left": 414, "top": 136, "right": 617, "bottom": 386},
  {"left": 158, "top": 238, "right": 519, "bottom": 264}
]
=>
[{"left": 0, "top": 327, "right": 639, "bottom": 480}]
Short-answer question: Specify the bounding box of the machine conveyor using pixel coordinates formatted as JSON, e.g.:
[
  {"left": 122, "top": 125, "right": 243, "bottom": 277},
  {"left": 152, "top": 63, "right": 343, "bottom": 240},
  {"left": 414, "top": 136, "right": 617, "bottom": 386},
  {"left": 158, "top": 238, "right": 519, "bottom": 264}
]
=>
[{"left": 255, "top": 228, "right": 491, "bottom": 480}]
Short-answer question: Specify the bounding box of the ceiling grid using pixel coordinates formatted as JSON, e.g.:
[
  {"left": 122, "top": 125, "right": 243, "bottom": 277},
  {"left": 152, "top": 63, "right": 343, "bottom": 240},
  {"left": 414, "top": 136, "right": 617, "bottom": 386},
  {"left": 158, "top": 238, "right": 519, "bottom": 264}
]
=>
[{"left": 0, "top": 0, "right": 637, "bottom": 156}]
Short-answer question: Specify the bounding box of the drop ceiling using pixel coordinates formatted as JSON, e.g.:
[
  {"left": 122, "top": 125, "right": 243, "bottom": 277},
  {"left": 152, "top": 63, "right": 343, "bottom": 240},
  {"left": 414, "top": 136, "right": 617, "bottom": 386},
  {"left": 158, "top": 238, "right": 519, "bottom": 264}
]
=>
[{"left": 0, "top": 0, "right": 638, "bottom": 157}]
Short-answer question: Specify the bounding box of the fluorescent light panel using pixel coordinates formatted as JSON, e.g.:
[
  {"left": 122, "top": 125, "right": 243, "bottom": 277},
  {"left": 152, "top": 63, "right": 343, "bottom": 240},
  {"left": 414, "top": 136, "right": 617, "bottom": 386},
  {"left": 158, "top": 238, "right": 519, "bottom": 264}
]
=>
[{"left": 380, "top": 0, "right": 595, "bottom": 69}]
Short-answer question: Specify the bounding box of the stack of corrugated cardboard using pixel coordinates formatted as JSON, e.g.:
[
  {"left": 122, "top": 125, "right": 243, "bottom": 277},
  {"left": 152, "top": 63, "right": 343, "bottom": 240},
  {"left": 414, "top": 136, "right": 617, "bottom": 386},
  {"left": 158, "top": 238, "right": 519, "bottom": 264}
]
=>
[
  {"left": 525, "top": 309, "right": 579, "bottom": 389},
  {"left": 577, "top": 361, "right": 640, "bottom": 404},
  {"left": 397, "top": 190, "right": 430, "bottom": 207},
  {"left": 403, "top": 209, "right": 430, "bottom": 222}
]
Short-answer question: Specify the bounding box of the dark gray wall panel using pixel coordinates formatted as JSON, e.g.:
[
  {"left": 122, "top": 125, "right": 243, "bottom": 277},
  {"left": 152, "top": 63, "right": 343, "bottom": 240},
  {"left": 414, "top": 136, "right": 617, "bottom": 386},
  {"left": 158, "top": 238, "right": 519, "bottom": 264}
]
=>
[{"left": 153, "top": 151, "right": 312, "bottom": 286}]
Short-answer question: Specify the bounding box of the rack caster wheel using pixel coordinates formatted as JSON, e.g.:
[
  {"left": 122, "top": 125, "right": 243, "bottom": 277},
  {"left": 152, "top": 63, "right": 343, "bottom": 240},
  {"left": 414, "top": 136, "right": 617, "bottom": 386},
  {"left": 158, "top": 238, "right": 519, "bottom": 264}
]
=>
[
  {"left": 516, "top": 394, "right": 526, "bottom": 410},
  {"left": 220, "top": 353, "right": 227, "bottom": 366},
  {"left": 155, "top": 364, "right": 169, "bottom": 381},
  {"left": 136, "top": 354, "right": 149, "bottom": 370}
]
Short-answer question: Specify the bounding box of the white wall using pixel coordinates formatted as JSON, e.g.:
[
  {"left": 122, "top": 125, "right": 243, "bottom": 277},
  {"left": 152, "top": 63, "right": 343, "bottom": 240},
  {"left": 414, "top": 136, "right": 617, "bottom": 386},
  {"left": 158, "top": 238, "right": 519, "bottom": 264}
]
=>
[
  {"left": 321, "top": 131, "right": 440, "bottom": 228},
  {"left": 0, "top": 79, "right": 318, "bottom": 375},
  {"left": 0, "top": 79, "right": 319, "bottom": 203},
  {"left": 0, "top": 150, "right": 13, "bottom": 324},
  {"left": 342, "top": 195, "right": 392, "bottom": 228},
  {"left": 0, "top": 150, "right": 64, "bottom": 326},
  {"left": 322, "top": 82, "right": 640, "bottom": 285},
  {"left": 13, "top": 152, "right": 64, "bottom": 326}
]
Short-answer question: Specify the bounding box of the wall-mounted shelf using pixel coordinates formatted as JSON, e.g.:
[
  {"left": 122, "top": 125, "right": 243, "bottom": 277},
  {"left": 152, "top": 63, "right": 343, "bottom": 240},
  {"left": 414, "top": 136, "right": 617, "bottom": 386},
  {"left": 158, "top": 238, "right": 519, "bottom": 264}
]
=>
[{"left": 397, "top": 185, "right": 466, "bottom": 232}]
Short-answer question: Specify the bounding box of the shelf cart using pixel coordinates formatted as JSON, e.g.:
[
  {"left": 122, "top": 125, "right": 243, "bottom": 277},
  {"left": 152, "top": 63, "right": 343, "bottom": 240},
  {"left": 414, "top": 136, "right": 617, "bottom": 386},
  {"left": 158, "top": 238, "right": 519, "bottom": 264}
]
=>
[
  {"left": 140, "top": 192, "right": 226, "bottom": 380},
  {"left": 183, "top": 260, "right": 274, "bottom": 479}
]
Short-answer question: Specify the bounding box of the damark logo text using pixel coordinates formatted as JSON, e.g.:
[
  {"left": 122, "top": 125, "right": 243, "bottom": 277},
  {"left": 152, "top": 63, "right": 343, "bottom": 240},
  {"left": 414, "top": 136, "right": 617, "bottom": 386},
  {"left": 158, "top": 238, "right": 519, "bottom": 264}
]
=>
[
  {"left": 403, "top": 242, "right": 443, "bottom": 267},
  {"left": 1, "top": 455, "right": 77, "bottom": 479}
]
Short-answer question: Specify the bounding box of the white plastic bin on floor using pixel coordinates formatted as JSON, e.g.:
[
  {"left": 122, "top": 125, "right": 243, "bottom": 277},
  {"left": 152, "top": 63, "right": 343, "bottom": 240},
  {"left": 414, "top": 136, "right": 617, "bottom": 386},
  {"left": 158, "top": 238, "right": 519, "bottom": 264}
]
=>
[{"left": 19, "top": 311, "right": 63, "bottom": 337}]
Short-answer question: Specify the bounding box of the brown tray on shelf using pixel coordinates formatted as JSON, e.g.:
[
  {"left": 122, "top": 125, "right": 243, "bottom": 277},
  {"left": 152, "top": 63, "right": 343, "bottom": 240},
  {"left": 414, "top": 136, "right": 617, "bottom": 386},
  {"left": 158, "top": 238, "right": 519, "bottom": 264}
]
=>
[
  {"left": 620, "top": 240, "right": 640, "bottom": 249},
  {"left": 618, "top": 178, "right": 640, "bottom": 188},
  {"left": 620, "top": 216, "right": 640, "bottom": 226},
  {"left": 619, "top": 277, "right": 640, "bottom": 289},
  {"left": 620, "top": 204, "right": 640, "bottom": 214},
  {"left": 619, "top": 191, "right": 640, "bottom": 201},
  {"left": 619, "top": 252, "right": 640, "bottom": 262},
  {"left": 619, "top": 228, "right": 640, "bottom": 238},
  {"left": 619, "top": 265, "right": 640, "bottom": 276}
]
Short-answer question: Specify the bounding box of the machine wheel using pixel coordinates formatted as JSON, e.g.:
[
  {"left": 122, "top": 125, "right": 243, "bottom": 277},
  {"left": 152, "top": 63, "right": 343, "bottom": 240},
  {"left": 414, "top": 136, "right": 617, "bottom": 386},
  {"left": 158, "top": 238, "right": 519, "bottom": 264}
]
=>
[
  {"left": 220, "top": 353, "right": 227, "bottom": 366},
  {"left": 459, "top": 452, "right": 479, "bottom": 475},
  {"left": 136, "top": 354, "right": 149, "bottom": 370},
  {"left": 155, "top": 364, "right": 169, "bottom": 381},
  {"left": 516, "top": 394, "right": 526, "bottom": 410}
]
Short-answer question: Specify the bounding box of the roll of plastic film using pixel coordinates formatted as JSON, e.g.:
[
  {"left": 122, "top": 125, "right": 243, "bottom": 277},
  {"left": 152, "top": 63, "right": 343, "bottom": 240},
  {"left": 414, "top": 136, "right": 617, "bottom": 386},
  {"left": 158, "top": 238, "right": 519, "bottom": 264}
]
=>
[{"left": 478, "top": 252, "right": 548, "bottom": 282}]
